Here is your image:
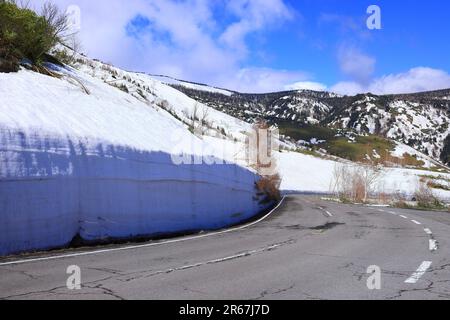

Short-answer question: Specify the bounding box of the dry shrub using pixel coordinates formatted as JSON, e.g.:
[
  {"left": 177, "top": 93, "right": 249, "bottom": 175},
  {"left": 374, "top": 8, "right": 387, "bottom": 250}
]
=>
[
  {"left": 390, "top": 191, "right": 410, "bottom": 208},
  {"left": 331, "top": 163, "right": 382, "bottom": 203},
  {"left": 414, "top": 181, "right": 442, "bottom": 209},
  {"left": 377, "top": 192, "right": 390, "bottom": 204},
  {"left": 351, "top": 172, "right": 366, "bottom": 202},
  {"left": 256, "top": 174, "right": 282, "bottom": 203},
  {"left": 250, "top": 120, "right": 282, "bottom": 204}
]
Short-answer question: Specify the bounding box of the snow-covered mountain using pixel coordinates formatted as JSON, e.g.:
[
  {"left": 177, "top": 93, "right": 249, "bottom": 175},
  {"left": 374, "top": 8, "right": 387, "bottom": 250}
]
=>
[{"left": 171, "top": 84, "right": 450, "bottom": 164}]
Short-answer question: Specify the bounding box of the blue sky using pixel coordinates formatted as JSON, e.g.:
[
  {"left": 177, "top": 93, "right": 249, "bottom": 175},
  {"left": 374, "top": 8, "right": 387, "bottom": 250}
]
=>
[
  {"left": 253, "top": 0, "right": 450, "bottom": 88},
  {"left": 34, "top": 0, "right": 450, "bottom": 94}
]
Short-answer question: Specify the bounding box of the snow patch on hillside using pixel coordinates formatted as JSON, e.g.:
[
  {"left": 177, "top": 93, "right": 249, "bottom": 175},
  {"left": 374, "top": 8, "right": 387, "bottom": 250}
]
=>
[{"left": 149, "top": 75, "right": 234, "bottom": 96}]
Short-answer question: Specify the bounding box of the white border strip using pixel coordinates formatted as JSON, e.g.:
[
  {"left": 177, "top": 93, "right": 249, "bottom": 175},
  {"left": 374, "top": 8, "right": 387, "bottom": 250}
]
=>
[{"left": 0, "top": 197, "right": 287, "bottom": 267}]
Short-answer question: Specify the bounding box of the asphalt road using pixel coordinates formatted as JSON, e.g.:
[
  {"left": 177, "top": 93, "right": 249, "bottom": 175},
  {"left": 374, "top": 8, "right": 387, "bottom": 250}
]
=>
[{"left": 1, "top": 195, "right": 449, "bottom": 300}]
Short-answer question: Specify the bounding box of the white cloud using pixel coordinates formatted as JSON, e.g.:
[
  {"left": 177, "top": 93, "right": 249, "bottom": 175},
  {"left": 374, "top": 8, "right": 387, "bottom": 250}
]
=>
[
  {"left": 330, "top": 81, "right": 365, "bottom": 96},
  {"left": 29, "top": 0, "right": 304, "bottom": 93},
  {"left": 220, "top": 68, "right": 310, "bottom": 93},
  {"left": 368, "top": 67, "right": 450, "bottom": 95},
  {"left": 331, "top": 67, "right": 450, "bottom": 95},
  {"left": 220, "top": 0, "right": 293, "bottom": 55},
  {"left": 338, "top": 45, "right": 376, "bottom": 83},
  {"left": 285, "top": 81, "right": 328, "bottom": 91}
]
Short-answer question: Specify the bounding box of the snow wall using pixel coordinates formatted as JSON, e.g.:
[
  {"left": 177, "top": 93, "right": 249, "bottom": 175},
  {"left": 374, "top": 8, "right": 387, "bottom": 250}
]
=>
[{"left": 0, "top": 128, "right": 269, "bottom": 256}]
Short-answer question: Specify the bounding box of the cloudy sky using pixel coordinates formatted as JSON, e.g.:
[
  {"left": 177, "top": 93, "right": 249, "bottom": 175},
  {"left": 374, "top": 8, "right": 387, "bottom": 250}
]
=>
[{"left": 32, "top": 0, "right": 450, "bottom": 94}]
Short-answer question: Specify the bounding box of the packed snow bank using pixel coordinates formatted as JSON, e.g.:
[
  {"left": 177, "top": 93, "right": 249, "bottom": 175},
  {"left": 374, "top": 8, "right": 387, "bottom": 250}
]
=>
[
  {"left": 192, "top": 136, "right": 450, "bottom": 199},
  {"left": 0, "top": 69, "right": 267, "bottom": 256},
  {"left": 276, "top": 150, "right": 450, "bottom": 200}
]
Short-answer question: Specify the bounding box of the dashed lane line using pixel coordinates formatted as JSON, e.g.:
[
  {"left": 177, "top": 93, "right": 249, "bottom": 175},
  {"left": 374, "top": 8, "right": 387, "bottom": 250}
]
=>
[
  {"left": 317, "top": 206, "right": 333, "bottom": 217},
  {"left": 429, "top": 239, "right": 438, "bottom": 252},
  {"left": 380, "top": 210, "right": 438, "bottom": 255},
  {"left": 405, "top": 261, "right": 432, "bottom": 284}
]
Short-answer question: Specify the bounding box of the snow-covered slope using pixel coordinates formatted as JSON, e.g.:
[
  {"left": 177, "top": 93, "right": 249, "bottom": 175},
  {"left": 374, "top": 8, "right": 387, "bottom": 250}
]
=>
[
  {"left": 277, "top": 150, "right": 450, "bottom": 200},
  {"left": 149, "top": 74, "right": 234, "bottom": 96},
  {"left": 0, "top": 64, "right": 268, "bottom": 256},
  {"left": 74, "top": 58, "right": 250, "bottom": 142}
]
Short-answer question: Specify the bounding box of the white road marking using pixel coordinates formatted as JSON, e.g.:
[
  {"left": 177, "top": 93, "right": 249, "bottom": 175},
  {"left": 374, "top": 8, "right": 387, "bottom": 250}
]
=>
[
  {"left": 0, "top": 197, "right": 287, "bottom": 267},
  {"left": 366, "top": 204, "right": 389, "bottom": 208},
  {"left": 429, "top": 239, "right": 438, "bottom": 252},
  {"left": 377, "top": 209, "right": 385, "bottom": 212},
  {"left": 383, "top": 211, "right": 438, "bottom": 253},
  {"left": 405, "top": 261, "right": 432, "bottom": 284},
  {"left": 317, "top": 206, "right": 332, "bottom": 217}
]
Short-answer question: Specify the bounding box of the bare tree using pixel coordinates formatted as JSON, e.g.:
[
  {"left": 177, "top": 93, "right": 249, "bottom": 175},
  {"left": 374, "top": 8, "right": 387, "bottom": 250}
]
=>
[
  {"left": 41, "top": 2, "right": 71, "bottom": 42},
  {"left": 192, "top": 102, "right": 199, "bottom": 130},
  {"left": 331, "top": 163, "right": 382, "bottom": 203},
  {"left": 198, "top": 105, "right": 210, "bottom": 135},
  {"left": 360, "top": 163, "right": 382, "bottom": 202},
  {"left": 191, "top": 103, "right": 210, "bottom": 136}
]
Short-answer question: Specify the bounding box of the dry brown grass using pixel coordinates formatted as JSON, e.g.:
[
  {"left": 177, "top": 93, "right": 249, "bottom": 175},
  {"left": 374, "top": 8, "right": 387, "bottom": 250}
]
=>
[
  {"left": 377, "top": 192, "right": 390, "bottom": 204},
  {"left": 381, "top": 151, "right": 425, "bottom": 168}
]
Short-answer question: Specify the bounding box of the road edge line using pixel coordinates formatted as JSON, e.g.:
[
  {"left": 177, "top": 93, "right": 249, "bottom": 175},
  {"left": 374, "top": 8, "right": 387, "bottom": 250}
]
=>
[{"left": 0, "top": 197, "right": 287, "bottom": 267}]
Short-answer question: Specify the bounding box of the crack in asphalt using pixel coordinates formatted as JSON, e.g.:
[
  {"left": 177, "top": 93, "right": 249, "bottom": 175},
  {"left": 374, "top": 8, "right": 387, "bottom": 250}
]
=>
[
  {"left": 1, "top": 267, "right": 40, "bottom": 280},
  {"left": 116, "top": 239, "right": 297, "bottom": 284},
  {"left": 386, "top": 280, "right": 436, "bottom": 300},
  {"left": 253, "top": 284, "right": 296, "bottom": 300},
  {"left": 87, "top": 267, "right": 125, "bottom": 276},
  {"left": 82, "top": 283, "right": 125, "bottom": 300},
  {"left": 0, "top": 275, "right": 114, "bottom": 300}
]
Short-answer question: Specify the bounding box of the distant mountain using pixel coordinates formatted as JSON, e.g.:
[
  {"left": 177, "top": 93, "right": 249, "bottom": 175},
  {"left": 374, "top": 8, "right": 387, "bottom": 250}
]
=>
[{"left": 169, "top": 83, "right": 450, "bottom": 164}]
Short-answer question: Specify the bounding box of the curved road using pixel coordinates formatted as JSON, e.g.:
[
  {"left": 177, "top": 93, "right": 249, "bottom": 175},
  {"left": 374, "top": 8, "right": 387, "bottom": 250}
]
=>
[{"left": 0, "top": 195, "right": 449, "bottom": 300}]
